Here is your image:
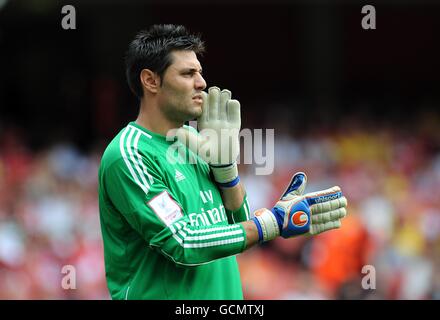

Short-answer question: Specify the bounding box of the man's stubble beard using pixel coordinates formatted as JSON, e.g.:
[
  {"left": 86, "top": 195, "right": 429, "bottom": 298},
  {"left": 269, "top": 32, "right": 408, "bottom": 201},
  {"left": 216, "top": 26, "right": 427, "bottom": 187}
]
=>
[{"left": 162, "top": 100, "right": 202, "bottom": 126}]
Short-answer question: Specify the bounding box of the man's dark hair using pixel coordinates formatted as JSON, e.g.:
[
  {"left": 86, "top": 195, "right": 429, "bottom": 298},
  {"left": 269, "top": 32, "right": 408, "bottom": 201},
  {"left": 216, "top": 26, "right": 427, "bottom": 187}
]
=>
[{"left": 125, "top": 24, "right": 205, "bottom": 99}]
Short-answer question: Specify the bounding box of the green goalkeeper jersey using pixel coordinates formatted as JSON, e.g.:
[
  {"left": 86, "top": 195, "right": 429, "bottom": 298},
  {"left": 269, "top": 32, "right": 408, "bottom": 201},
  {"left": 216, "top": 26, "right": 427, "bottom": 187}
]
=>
[{"left": 98, "top": 122, "right": 250, "bottom": 300}]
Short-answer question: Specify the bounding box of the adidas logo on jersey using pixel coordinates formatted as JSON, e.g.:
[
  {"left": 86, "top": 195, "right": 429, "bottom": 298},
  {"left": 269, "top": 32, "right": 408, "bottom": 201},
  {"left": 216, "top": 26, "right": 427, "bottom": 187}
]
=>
[{"left": 175, "top": 169, "right": 186, "bottom": 182}]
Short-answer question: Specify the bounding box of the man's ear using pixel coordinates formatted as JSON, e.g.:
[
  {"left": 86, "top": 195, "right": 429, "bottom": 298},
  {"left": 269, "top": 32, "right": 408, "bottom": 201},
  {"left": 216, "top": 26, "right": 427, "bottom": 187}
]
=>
[{"left": 140, "top": 69, "right": 160, "bottom": 94}]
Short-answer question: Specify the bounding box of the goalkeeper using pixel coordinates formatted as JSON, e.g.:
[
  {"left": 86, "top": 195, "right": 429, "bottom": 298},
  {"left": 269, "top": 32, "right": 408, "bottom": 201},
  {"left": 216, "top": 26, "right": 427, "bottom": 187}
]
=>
[{"left": 98, "top": 24, "right": 348, "bottom": 300}]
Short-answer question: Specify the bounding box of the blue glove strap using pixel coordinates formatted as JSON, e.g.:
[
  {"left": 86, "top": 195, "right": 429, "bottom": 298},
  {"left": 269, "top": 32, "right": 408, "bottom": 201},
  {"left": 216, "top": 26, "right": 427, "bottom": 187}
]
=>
[
  {"left": 251, "top": 217, "right": 264, "bottom": 242},
  {"left": 270, "top": 207, "right": 285, "bottom": 233},
  {"left": 217, "top": 175, "right": 240, "bottom": 188}
]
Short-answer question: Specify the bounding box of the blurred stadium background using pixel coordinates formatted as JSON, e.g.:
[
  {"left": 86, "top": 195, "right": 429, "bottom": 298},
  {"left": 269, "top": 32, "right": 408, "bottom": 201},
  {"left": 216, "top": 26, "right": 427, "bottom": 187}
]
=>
[{"left": 0, "top": 0, "right": 439, "bottom": 299}]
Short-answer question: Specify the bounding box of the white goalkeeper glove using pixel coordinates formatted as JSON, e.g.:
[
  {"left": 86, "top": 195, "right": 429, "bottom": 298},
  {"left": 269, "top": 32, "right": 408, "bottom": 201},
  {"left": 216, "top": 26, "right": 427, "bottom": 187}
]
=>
[
  {"left": 252, "top": 172, "right": 348, "bottom": 242},
  {"left": 176, "top": 86, "right": 241, "bottom": 187}
]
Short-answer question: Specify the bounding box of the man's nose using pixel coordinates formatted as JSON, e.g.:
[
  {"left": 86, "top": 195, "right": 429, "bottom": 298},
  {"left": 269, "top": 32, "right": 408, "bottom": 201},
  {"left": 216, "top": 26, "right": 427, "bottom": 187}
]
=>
[{"left": 195, "top": 73, "right": 207, "bottom": 91}]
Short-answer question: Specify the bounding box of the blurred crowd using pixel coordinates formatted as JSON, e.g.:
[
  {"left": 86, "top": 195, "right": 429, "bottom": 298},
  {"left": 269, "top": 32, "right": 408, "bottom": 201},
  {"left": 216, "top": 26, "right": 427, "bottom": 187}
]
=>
[
  {"left": 0, "top": 111, "right": 439, "bottom": 299},
  {"left": 0, "top": 127, "right": 106, "bottom": 299},
  {"left": 239, "top": 111, "right": 440, "bottom": 299}
]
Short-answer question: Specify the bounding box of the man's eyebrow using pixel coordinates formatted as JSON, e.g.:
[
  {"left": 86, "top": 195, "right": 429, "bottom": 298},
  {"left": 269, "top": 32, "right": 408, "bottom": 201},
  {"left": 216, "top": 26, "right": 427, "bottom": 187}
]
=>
[{"left": 180, "top": 67, "right": 203, "bottom": 73}]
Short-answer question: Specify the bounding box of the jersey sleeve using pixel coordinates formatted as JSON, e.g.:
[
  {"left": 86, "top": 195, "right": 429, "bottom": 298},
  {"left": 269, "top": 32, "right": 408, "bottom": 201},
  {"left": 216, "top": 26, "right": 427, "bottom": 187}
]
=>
[{"left": 102, "top": 155, "right": 247, "bottom": 267}]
